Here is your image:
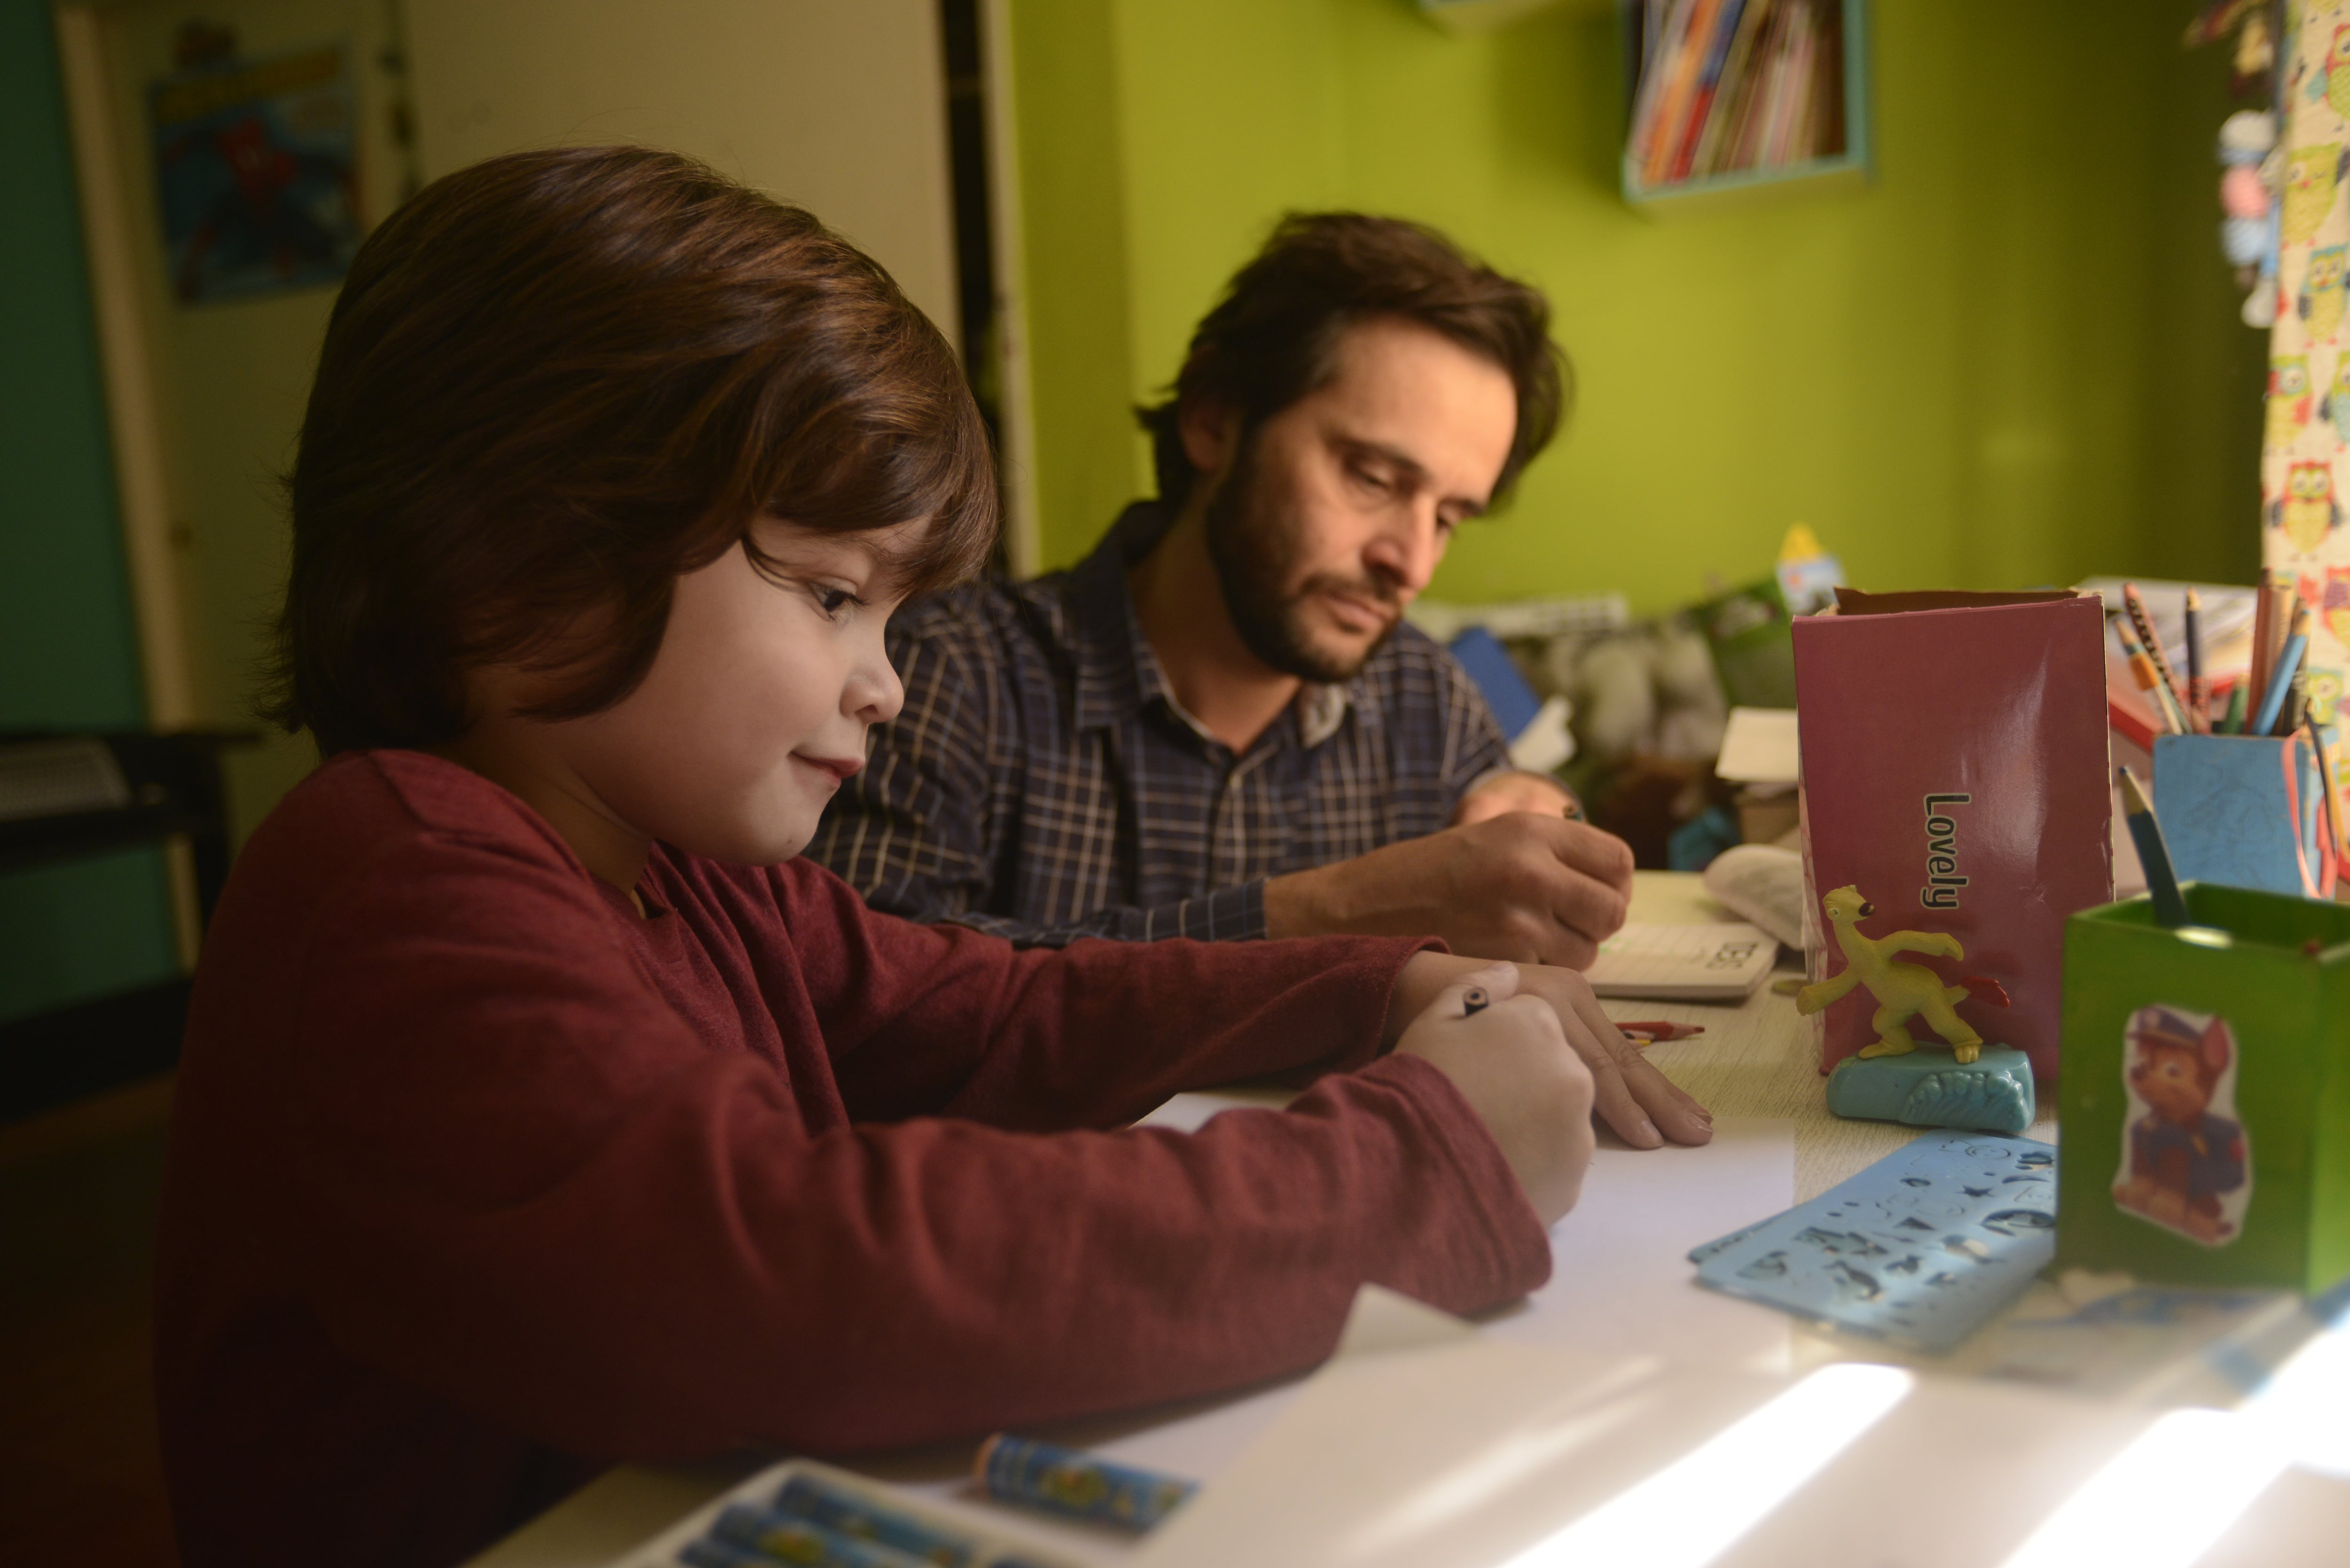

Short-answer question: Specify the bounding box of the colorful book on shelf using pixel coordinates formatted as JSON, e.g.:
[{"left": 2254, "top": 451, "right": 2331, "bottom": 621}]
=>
[
  {"left": 1642, "top": 0, "right": 1723, "bottom": 187},
  {"left": 1688, "top": 0, "right": 1773, "bottom": 177},
  {"left": 1625, "top": 0, "right": 1697, "bottom": 180},
  {"left": 1725, "top": 1, "right": 1790, "bottom": 169},
  {"left": 1759, "top": 1, "right": 1810, "bottom": 166},
  {"left": 1629, "top": 0, "right": 1849, "bottom": 194},
  {"left": 1666, "top": 0, "right": 1750, "bottom": 183}
]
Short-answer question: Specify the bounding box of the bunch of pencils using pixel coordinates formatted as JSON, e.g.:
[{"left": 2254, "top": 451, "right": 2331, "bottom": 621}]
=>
[
  {"left": 2115, "top": 576, "right": 2347, "bottom": 885},
  {"left": 2112, "top": 577, "right": 2308, "bottom": 739}
]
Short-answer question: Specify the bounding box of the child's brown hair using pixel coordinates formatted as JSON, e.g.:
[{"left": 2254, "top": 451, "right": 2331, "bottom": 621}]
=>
[{"left": 267, "top": 145, "right": 996, "bottom": 755}]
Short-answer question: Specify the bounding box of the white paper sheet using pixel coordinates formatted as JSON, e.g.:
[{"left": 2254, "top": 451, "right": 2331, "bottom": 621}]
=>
[
  {"left": 1483, "top": 1117, "right": 1796, "bottom": 1370},
  {"left": 1146, "top": 1094, "right": 1797, "bottom": 1371}
]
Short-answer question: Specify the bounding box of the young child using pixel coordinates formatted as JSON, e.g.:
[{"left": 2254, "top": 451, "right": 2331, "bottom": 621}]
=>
[{"left": 155, "top": 147, "right": 1690, "bottom": 1568}]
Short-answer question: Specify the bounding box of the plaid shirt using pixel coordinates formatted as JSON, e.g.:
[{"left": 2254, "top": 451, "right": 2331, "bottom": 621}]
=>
[{"left": 809, "top": 502, "right": 1512, "bottom": 946}]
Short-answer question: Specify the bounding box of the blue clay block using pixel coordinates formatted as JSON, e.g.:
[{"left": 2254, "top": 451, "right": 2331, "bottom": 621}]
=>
[{"left": 1825, "top": 1045, "right": 2036, "bottom": 1135}]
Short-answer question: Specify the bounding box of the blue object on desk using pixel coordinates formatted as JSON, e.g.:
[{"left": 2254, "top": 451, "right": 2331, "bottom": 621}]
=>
[
  {"left": 1667, "top": 803, "right": 1740, "bottom": 873},
  {"left": 1690, "top": 1130, "right": 2056, "bottom": 1353},
  {"left": 1823, "top": 1045, "right": 2036, "bottom": 1135},
  {"left": 976, "top": 1435, "right": 1197, "bottom": 1531},
  {"left": 1446, "top": 626, "right": 1542, "bottom": 740},
  {"left": 2152, "top": 732, "right": 2329, "bottom": 898}
]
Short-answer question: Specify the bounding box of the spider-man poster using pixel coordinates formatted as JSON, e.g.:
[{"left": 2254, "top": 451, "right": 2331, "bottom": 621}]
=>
[{"left": 148, "top": 42, "right": 360, "bottom": 304}]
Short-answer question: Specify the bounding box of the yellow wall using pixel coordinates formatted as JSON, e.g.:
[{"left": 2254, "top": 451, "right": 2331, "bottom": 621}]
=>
[
  {"left": 1007, "top": 0, "right": 2265, "bottom": 609},
  {"left": 406, "top": 0, "right": 962, "bottom": 338}
]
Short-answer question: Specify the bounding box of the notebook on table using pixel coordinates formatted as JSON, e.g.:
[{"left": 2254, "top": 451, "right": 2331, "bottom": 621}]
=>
[{"left": 1583, "top": 921, "right": 1778, "bottom": 1001}]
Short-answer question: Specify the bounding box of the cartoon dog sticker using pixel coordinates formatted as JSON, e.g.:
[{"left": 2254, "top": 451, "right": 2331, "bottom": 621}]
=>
[{"left": 2111, "top": 1006, "right": 2250, "bottom": 1246}]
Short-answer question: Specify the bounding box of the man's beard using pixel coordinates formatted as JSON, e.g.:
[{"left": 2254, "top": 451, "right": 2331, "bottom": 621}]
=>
[{"left": 1200, "top": 434, "right": 1404, "bottom": 685}]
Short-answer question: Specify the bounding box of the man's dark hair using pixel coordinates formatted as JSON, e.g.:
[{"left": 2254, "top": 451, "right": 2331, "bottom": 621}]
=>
[
  {"left": 1137, "top": 212, "right": 1570, "bottom": 508},
  {"left": 266, "top": 144, "right": 996, "bottom": 756}
]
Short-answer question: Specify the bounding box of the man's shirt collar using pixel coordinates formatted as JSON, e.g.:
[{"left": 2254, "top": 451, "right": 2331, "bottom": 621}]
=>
[{"left": 1064, "top": 500, "right": 1362, "bottom": 750}]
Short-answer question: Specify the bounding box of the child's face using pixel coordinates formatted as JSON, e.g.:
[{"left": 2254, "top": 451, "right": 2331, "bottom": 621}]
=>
[{"left": 547, "top": 515, "right": 914, "bottom": 866}]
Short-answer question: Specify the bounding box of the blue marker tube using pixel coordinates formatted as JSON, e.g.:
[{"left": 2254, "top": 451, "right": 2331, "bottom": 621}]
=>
[
  {"left": 772, "top": 1474, "right": 977, "bottom": 1567},
  {"left": 974, "top": 1435, "right": 1196, "bottom": 1531},
  {"left": 2255, "top": 632, "right": 2307, "bottom": 736},
  {"left": 707, "top": 1502, "right": 930, "bottom": 1568}
]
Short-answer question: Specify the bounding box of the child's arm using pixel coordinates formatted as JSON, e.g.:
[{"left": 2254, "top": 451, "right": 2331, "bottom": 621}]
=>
[
  {"left": 182, "top": 814, "right": 1549, "bottom": 1464},
  {"left": 792, "top": 858, "right": 1441, "bottom": 1131}
]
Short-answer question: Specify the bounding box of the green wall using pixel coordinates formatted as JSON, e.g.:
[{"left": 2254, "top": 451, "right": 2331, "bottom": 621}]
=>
[
  {"left": 1009, "top": 0, "right": 2265, "bottom": 608},
  {"left": 0, "top": 0, "right": 180, "bottom": 1023}
]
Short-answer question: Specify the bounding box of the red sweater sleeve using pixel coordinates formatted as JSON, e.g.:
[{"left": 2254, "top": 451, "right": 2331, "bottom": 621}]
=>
[
  {"left": 741, "top": 855, "right": 1447, "bottom": 1129},
  {"left": 172, "top": 755, "right": 1550, "bottom": 1481}
]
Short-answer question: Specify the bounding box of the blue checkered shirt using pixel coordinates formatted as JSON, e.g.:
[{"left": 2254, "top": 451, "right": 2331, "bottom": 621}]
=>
[{"left": 808, "top": 503, "right": 1512, "bottom": 946}]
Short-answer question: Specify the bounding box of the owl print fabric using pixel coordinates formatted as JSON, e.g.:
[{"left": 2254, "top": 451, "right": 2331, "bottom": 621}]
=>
[{"left": 2268, "top": 1, "right": 2350, "bottom": 758}]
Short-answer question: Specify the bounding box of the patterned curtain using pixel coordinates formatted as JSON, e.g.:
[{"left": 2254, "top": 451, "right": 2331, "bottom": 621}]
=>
[{"left": 2268, "top": 0, "right": 2350, "bottom": 741}]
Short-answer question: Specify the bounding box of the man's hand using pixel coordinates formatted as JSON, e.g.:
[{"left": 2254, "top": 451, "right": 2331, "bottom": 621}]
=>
[
  {"left": 1392, "top": 961, "right": 1595, "bottom": 1224},
  {"left": 1387, "top": 952, "right": 1713, "bottom": 1150},
  {"left": 1452, "top": 770, "right": 1576, "bottom": 827},
  {"left": 1267, "top": 813, "right": 1636, "bottom": 970}
]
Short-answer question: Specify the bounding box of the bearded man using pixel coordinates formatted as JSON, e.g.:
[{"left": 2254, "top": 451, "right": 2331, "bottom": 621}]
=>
[{"left": 810, "top": 212, "right": 1642, "bottom": 973}]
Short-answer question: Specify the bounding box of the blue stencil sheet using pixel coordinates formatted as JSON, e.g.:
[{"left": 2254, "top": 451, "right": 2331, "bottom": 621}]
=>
[{"left": 1689, "top": 1131, "right": 2057, "bottom": 1353}]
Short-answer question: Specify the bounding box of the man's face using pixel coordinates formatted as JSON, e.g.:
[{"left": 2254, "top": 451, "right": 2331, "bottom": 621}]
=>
[{"left": 1200, "top": 316, "right": 1518, "bottom": 683}]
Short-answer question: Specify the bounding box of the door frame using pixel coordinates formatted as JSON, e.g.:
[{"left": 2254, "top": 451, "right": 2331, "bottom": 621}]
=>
[{"left": 53, "top": 0, "right": 203, "bottom": 966}]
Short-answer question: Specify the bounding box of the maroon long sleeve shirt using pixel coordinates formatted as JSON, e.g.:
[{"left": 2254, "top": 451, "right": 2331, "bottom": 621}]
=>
[{"left": 156, "top": 751, "right": 1550, "bottom": 1568}]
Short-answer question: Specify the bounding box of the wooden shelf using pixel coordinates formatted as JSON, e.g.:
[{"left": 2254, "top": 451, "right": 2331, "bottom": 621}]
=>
[{"left": 1619, "top": 0, "right": 1872, "bottom": 214}]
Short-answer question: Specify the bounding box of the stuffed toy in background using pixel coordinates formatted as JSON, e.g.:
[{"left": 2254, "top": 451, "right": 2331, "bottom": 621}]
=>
[{"left": 2189, "top": 0, "right": 2284, "bottom": 326}]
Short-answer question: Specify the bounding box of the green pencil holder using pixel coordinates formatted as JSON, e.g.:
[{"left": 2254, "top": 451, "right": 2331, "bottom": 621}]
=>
[{"left": 2057, "top": 883, "right": 2350, "bottom": 1294}]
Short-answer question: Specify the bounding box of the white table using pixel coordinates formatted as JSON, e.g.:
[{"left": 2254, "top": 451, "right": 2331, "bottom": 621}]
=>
[{"left": 469, "top": 875, "right": 2295, "bottom": 1568}]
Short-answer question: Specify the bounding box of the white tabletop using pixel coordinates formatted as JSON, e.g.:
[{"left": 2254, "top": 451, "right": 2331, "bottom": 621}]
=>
[{"left": 462, "top": 875, "right": 2151, "bottom": 1568}]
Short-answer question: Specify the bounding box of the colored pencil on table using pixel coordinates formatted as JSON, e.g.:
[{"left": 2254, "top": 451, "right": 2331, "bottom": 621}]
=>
[
  {"left": 771, "top": 1474, "right": 984, "bottom": 1568},
  {"left": 2184, "top": 587, "right": 2208, "bottom": 733},
  {"left": 2117, "top": 767, "right": 2190, "bottom": 928},
  {"left": 976, "top": 1435, "right": 1197, "bottom": 1530},
  {"left": 1618, "top": 1020, "right": 1707, "bottom": 1043},
  {"left": 706, "top": 1504, "right": 916, "bottom": 1568},
  {"left": 2122, "top": 583, "right": 2188, "bottom": 725}
]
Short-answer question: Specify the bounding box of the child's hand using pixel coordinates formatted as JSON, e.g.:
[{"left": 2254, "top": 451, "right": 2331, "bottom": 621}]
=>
[{"left": 1393, "top": 962, "right": 1596, "bottom": 1225}]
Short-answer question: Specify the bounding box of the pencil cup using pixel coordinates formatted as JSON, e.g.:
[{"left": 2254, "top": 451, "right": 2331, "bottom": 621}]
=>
[
  {"left": 2057, "top": 883, "right": 2350, "bottom": 1293},
  {"left": 2150, "top": 732, "right": 2333, "bottom": 899}
]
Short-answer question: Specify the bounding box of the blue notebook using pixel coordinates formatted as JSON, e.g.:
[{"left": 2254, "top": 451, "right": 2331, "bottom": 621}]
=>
[{"left": 1689, "top": 1131, "right": 2057, "bottom": 1353}]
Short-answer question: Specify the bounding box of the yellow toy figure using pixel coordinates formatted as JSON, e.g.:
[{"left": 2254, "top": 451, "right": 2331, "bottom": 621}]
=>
[{"left": 1798, "top": 886, "right": 1999, "bottom": 1064}]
